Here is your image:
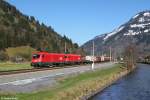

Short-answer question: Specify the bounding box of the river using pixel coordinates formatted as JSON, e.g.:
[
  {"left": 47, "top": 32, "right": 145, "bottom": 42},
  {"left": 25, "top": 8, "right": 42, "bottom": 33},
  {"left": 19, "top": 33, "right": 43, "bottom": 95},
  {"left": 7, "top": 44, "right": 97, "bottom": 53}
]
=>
[{"left": 90, "top": 64, "right": 150, "bottom": 100}]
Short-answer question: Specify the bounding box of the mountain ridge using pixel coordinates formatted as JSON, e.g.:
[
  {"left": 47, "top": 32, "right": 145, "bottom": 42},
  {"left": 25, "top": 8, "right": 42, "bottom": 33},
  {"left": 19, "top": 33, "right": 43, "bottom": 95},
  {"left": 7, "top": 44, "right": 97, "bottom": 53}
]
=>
[{"left": 82, "top": 10, "right": 150, "bottom": 58}]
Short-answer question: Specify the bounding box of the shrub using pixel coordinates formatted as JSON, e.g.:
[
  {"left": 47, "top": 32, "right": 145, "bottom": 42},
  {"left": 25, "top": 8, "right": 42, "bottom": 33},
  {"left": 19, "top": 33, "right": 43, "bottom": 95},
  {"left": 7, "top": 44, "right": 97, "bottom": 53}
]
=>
[{"left": 0, "top": 50, "right": 9, "bottom": 61}]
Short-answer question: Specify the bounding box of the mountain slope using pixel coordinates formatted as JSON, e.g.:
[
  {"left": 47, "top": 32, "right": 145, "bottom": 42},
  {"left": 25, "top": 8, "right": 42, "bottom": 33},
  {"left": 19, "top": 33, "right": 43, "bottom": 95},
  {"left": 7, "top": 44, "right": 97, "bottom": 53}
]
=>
[
  {"left": 0, "top": 0, "right": 78, "bottom": 53},
  {"left": 82, "top": 11, "right": 150, "bottom": 57}
]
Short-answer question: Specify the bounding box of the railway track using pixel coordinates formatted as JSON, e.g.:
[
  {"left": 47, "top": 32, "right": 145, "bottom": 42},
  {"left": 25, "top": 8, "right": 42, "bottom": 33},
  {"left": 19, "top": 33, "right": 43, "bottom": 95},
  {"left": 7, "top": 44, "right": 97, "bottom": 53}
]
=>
[
  {"left": 0, "top": 64, "right": 89, "bottom": 76},
  {"left": 0, "top": 61, "right": 109, "bottom": 76}
]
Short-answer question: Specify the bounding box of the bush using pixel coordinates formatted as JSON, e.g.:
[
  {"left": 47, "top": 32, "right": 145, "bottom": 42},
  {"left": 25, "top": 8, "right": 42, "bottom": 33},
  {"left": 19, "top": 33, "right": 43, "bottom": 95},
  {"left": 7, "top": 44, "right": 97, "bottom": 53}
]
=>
[
  {"left": 0, "top": 50, "right": 9, "bottom": 61},
  {"left": 10, "top": 56, "right": 24, "bottom": 63},
  {"left": 17, "top": 53, "right": 31, "bottom": 61}
]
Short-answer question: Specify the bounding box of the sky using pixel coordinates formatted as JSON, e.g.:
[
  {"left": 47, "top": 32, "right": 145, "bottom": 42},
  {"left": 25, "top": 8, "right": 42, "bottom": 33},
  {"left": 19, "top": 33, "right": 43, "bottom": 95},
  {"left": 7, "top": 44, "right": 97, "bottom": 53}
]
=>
[{"left": 7, "top": 0, "right": 150, "bottom": 45}]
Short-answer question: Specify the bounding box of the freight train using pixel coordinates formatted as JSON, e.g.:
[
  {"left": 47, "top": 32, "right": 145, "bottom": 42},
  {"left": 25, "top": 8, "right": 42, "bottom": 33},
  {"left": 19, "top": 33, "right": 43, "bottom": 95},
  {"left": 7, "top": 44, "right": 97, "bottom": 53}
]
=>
[{"left": 31, "top": 52, "right": 111, "bottom": 67}]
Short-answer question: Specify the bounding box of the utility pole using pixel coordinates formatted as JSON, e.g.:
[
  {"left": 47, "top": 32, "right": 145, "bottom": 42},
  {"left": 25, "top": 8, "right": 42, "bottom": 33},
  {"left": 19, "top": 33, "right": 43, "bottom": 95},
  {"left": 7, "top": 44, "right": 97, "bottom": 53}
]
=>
[
  {"left": 92, "top": 40, "right": 94, "bottom": 70},
  {"left": 110, "top": 46, "right": 112, "bottom": 62},
  {"left": 65, "top": 42, "right": 66, "bottom": 53}
]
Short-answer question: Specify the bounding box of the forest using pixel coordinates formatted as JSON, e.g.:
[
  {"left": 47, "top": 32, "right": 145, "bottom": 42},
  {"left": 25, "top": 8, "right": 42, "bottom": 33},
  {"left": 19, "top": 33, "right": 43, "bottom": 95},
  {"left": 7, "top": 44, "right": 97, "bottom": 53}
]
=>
[{"left": 0, "top": 0, "right": 82, "bottom": 61}]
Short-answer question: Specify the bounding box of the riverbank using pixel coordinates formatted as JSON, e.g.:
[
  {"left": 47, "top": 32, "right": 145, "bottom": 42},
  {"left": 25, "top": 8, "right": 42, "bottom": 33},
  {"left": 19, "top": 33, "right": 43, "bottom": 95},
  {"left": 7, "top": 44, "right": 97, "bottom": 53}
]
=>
[
  {"left": 140, "top": 62, "right": 150, "bottom": 64},
  {"left": 91, "top": 64, "right": 150, "bottom": 100},
  {"left": 0, "top": 63, "right": 128, "bottom": 100},
  {"left": 86, "top": 65, "right": 136, "bottom": 100}
]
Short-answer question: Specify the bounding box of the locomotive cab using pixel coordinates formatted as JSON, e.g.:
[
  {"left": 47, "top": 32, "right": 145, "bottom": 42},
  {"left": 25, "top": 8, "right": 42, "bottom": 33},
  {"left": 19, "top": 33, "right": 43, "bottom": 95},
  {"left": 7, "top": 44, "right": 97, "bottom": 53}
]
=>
[
  {"left": 31, "top": 53, "right": 43, "bottom": 67},
  {"left": 33, "top": 54, "right": 40, "bottom": 59}
]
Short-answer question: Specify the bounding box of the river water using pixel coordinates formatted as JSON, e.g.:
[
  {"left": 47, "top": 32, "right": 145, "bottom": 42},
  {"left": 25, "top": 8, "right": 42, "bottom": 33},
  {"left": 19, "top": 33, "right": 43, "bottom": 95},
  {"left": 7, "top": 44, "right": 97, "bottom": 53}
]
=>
[{"left": 91, "top": 64, "right": 150, "bottom": 100}]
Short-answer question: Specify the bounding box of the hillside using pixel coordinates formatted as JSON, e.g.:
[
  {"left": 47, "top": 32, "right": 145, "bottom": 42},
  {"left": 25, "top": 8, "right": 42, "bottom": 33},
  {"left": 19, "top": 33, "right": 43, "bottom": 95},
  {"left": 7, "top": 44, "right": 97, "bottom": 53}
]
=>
[
  {"left": 0, "top": 0, "right": 80, "bottom": 61},
  {"left": 0, "top": 0, "right": 79, "bottom": 52},
  {"left": 82, "top": 11, "right": 150, "bottom": 58}
]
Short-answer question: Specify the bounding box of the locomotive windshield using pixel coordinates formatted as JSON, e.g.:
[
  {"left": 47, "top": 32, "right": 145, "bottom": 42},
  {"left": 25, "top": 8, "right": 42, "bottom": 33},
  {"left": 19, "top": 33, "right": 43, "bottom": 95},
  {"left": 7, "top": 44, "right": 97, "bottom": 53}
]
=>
[{"left": 33, "top": 54, "right": 40, "bottom": 59}]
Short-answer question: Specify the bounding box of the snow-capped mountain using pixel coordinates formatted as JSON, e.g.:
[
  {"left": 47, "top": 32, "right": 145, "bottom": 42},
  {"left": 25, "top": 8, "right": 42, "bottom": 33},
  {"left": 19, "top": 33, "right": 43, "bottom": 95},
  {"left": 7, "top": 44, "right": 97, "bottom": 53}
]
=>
[{"left": 82, "top": 11, "right": 150, "bottom": 57}]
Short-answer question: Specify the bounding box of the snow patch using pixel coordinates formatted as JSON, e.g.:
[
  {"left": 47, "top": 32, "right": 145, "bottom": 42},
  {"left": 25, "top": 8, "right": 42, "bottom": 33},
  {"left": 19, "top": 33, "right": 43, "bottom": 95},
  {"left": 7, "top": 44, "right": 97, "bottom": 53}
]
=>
[
  {"left": 124, "top": 30, "right": 140, "bottom": 36},
  {"left": 103, "top": 26, "right": 124, "bottom": 41},
  {"left": 144, "top": 29, "right": 150, "bottom": 33},
  {"left": 133, "top": 14, "right": 139, "bottom": 19},
  {"left": 130, "top": 23, "right": 150, "bottom": 28},
  {"left": 130, "top": 24, "right": 145, "bottom": 28},
  {"left": 124, "top": 28, "right": 150, "bottom": 36},
  {"left": 139, "top": 18, "right": 145, "bottom": 22},
  {"left": 94, "top": 34, "right": 106, "bottom": 39},
  {"left": 143, "top": 12, "right": 150, "bottom": 16}
]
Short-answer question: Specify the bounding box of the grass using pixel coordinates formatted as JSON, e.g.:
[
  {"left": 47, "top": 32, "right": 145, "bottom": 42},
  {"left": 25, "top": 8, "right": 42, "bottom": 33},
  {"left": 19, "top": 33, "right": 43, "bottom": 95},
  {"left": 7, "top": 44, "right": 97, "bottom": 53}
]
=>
[
  {"left": 6, "top": 46, "right": 37, "bottom": 58},
  {"left": 0, "top": 62, "right": 32, "bottom": 71},
  {"left": 0, "top": 46, "right": 37, "bottom": 71},
  {"left": 0, "top": 64, "right": 125, "bottom": 100}
]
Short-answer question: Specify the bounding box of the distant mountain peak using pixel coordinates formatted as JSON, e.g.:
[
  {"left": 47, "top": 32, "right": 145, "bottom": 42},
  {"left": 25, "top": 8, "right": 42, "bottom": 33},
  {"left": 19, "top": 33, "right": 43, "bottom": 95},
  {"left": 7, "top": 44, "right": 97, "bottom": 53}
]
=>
[
  {"left": 132, "top": 11, "right": 150, "bottom": 19},
  {"left": 103, "top": 25, "right": 125, "bottom": 41},
  {"left": 94, "top": 33, "right": 107, "bottom": 39},
  {"left": 82, "top": 10, "right": 150, "bottom": 57}
]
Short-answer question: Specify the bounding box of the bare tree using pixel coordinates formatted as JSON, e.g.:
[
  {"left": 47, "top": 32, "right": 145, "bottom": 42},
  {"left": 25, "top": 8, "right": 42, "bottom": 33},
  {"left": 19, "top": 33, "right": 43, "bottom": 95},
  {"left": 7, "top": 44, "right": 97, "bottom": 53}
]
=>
[{"left": 123, "top": 44, "right": 137, "bottom": 70}]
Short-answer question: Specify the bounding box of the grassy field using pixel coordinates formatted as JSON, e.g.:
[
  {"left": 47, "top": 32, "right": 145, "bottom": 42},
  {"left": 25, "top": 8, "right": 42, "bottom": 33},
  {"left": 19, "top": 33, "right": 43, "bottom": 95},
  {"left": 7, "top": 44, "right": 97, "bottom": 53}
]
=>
[
  {"left": 0, "top": 64, "right": 125, "bottom": 100},
  {"left": 0, "top": 46, "right": 37, "bottom": 71},
  {"left": 6, "top": 46, "right": 37, "bottom": 58},
  {"left": 0, "top": 62, "right": 32, "bottom": 71}
]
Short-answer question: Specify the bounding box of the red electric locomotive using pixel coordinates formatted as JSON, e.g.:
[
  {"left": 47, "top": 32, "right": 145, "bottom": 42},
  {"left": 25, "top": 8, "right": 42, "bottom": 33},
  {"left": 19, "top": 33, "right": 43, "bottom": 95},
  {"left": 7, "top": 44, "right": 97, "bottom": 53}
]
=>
[{"left": 31, "top": 52, "right": 81, "bottom": 67}]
